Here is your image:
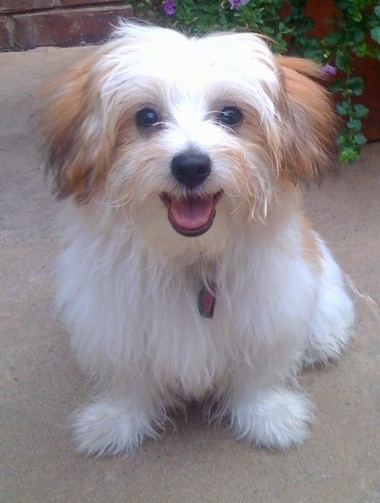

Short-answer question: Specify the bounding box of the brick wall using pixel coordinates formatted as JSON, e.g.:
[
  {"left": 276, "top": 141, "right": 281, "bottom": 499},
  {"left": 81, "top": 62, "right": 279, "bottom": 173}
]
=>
[{"left": 0, "top": 0, "right": 133, "bottom": 51}]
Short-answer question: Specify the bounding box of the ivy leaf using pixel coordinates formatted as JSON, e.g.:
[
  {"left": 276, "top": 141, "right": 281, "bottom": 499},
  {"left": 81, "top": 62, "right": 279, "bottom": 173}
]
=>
[
  {"left": 370, "top": 26, "right": 380, "bottom": 44},
  {"left": 374, "top": 6, "right": 380, "bottom": 17},
  {"left": 325, "top": 31, "right": 341, "bottom": 46},
  {"left": 352, "top": 11, "right": 363, "bottom": 23},
  {"left": 353, "top": 28, "right": 365, "bottom": 43},
  {"left": 347, "top": 118, "right": 361, "bottom": 131},
  {"left": 354, "top": 134, "right": 367, "bottom": 145},
  {"left": 355, "top": 42, "right": 371, "bottom": 57},
  {"left": 335, "top": 50, "right": 352, "bottom": 70},
  {"left": 346, "top": 76, "right": 363, "bottom": 96},
  {"left": 353, "top": 104, "right": 369, "bottom": 118},
  {"left": 339, "top": 146, "right": 360, "bottom": 163},
  {"left": 336, "top": 101, "right": 350, "bottom": 116},
  {"left": 330, "top": 78, "right": 344, "bottom": 93}
]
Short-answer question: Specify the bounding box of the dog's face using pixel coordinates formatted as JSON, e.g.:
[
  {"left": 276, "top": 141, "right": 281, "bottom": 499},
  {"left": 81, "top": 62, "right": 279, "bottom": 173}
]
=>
[{"left": 43, "top": 23, "right": 335, "bottom": 256}]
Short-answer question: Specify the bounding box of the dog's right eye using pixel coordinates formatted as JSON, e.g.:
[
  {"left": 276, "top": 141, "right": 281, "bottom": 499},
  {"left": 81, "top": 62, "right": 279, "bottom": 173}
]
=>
[{"left": 135, "top": 108, "right": 160, "bottom": 129}]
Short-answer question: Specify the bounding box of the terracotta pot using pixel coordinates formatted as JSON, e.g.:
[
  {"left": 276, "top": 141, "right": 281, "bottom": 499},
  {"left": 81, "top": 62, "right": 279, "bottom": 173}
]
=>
[{"left": 304, "top": 0, "right": 380, "bottom": 141}]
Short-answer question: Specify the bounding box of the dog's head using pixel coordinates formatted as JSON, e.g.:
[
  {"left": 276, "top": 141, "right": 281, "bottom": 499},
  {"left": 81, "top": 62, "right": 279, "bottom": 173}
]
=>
[{"left": 42, "top": 23, "right": 336, "bottom": 254}]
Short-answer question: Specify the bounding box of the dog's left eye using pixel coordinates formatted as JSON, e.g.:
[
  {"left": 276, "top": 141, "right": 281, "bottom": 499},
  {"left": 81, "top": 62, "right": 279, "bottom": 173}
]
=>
[
  {"left": 135, "top": 108, "right": 160, "bottom": 129},
  {"left": 217, "top": 106, "right": 243, "bottom": 127}
]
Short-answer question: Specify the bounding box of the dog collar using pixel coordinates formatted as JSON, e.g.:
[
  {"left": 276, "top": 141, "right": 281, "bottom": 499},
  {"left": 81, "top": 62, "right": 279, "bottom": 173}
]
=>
[{"left": 198, "top": 284, "right": 216, "bottom": 318}]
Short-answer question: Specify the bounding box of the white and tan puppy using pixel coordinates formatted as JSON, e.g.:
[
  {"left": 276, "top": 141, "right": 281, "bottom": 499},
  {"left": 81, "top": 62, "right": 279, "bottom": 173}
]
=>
[{"left": 42, "top": 22, "right": 354, "bottom": 457}]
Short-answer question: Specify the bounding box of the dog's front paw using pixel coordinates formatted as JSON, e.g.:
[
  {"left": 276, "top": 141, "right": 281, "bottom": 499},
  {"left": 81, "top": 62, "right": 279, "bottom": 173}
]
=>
[
  {"left": 72, "top": 401, "right": 158, "bottom": 457},
  {"left": 229, "top": 388, "right": 313, "bottom": 449}
]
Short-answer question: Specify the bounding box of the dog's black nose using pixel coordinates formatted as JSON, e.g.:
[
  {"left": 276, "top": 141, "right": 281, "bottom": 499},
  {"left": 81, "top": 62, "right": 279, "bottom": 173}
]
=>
[{"left": 171, "top": 152, "right": 211, "bottom": 188}]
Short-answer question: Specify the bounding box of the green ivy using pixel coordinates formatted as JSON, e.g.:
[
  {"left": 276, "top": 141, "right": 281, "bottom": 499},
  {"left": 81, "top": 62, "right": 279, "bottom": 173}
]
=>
[
  {"left": 130, "top": 0, "right": 380, "bottom": 162},
  {"left": 321, "top": 0, "right": 380, "bottom": 161}
]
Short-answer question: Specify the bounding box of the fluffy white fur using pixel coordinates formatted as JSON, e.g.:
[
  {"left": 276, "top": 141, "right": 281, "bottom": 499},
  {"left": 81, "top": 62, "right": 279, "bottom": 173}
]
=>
[{"left": 42, "top": 22, "right": 354, "bottom": 457}]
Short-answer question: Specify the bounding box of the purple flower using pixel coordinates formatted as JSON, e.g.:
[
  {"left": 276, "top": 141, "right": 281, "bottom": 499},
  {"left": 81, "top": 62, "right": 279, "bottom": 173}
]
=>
[
  {"left": 229, "top": 0, "right": 249, "bottom": 9},
  {"left": 321, "top": 63, "right": 337, "bottom": 77},
  {"left": 163, "top": 0, "right": 176, "bottom": 15}
]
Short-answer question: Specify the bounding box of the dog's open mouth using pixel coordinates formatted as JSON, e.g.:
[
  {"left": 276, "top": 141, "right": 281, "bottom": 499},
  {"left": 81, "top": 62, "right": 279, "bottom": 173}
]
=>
[{"left": 160, "top": 190, "right": 223, "bottom": 237}]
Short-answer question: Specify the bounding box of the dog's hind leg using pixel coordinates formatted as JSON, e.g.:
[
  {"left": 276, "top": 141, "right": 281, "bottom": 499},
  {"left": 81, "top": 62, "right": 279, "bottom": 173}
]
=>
[{"left": 302, "top": 237, "right": 354, "bottom": 367}]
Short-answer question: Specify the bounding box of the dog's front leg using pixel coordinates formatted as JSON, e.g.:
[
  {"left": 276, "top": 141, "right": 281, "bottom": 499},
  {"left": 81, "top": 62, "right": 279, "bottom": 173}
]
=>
[
  {"left": 223, "top": 360, "right": 313, "bottom": 450},
  {"left": 71, "top": 373, "right": 164, "bottom": 457}
]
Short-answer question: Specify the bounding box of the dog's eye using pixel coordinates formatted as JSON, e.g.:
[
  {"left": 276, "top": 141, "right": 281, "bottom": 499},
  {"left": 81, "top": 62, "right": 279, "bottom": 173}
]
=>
[
  {"left": 135, "top": 108, "right": 160, "bottom": 129},
  {"left": 217, "top": 106, "right": 243, "bottom": 127}
]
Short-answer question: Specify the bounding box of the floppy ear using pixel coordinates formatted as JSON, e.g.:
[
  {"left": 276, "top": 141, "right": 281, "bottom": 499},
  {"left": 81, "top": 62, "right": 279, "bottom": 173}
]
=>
[
  {"left": 41, "top": 53, "right": 114, "bottom": 203},
  {"left": 277, "top": 56, "right": 338, "bottom": 184}
]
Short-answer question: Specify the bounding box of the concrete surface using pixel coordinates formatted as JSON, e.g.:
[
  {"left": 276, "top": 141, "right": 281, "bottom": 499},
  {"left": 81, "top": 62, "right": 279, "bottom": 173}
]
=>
[{"left": 0, "top": 47, "right": 379, "bottom": 503}]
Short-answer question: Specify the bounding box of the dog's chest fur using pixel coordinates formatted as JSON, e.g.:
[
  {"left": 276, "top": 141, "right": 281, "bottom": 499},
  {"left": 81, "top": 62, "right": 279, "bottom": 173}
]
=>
[{"left": 60, "top": 204, "right": 313, "bottom": 399}]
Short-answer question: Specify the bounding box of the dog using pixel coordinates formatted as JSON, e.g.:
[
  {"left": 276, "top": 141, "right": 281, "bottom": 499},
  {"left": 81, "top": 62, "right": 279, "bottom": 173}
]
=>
[{"left": 42, "top": 22, "right": 354, "bottom": 457}]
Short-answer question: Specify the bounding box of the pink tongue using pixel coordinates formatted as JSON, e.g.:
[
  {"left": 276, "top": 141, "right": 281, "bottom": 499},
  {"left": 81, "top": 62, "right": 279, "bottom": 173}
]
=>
[{"left": 170, "top": 196, "right": 214, "bottom": 230}]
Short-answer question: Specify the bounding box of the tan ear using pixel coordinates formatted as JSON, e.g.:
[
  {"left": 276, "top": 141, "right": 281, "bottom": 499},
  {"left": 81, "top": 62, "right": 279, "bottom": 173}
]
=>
[
  {"left": 41, "top": 53, "right": 112, "bottom": 203},
  {"left": 277, "top": 56, "right": 338, "bottom": 184}
]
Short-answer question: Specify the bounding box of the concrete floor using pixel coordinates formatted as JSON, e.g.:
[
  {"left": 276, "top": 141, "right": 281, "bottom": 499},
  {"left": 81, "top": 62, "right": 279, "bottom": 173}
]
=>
[{"left": 0, "top": 47, "right": 379, "bottom": 503}]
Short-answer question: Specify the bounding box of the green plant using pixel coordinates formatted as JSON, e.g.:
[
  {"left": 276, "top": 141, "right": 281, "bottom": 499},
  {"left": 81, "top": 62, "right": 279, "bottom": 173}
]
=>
[
  {"left": 131, "top": 0, "right": 380, "bottom": 162},
  {"left": 131, "top": 0, "right": 295, "bottom": 47},
  {"left": 322, "top": 1, "right": 380, "bottom": 161}
]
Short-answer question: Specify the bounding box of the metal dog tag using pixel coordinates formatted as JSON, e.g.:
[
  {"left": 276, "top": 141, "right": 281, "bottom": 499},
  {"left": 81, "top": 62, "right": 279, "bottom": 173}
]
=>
[{"left": 198, "top": 285, "right": 216, "bottom": 319}]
